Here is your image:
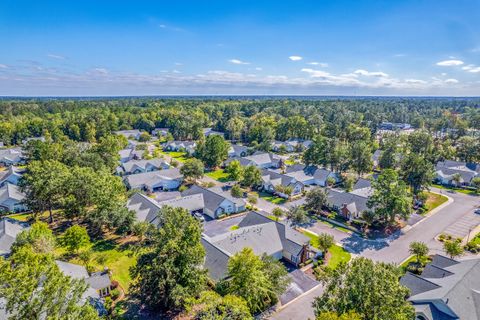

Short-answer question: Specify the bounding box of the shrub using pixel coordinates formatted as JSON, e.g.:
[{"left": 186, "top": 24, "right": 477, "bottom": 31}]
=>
[
  {"left": 110, "top": 288, "right": 121, "bottom": 300},
  {"left": 179, "top": 185, "right": 188, "bottom": 192}
]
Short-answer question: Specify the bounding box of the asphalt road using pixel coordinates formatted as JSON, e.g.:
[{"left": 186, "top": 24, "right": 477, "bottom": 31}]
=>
[
  {"left": 343, "top": 188, "right": 479, "bottom": 263},
  {"left": 270, "top": 188, "right": 480, "bottom": 319}
]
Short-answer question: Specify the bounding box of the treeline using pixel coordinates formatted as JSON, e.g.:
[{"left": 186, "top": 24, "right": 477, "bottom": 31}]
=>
[{"left": 0, "top": 97, "right": 479, "bottom": 146}]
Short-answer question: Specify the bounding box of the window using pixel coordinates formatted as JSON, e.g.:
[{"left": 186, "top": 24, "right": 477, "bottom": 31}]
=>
[{"left": 291, "top": 255, "right": 298, "bottom": 264}]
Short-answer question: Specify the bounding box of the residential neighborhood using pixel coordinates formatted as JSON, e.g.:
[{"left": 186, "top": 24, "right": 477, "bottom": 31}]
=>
[{"left": 0, "top": 98, "right": 478, "bottom": 320}]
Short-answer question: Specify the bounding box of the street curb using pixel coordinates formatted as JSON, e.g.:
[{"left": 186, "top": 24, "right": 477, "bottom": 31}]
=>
[{"left": 405, "top": 191, "right": 453, "bottom": 231}]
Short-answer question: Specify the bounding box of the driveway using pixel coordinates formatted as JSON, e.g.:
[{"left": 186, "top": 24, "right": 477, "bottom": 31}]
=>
[
  {"left": 202, "top": 214, "right": 246, "bottom": 237},
  {"left": 279, "top": 268, "right": 319, "bottom": 306},
  {"left": 269, "top": 189, "right": 480, "bottom": 320},
  {"left": 271, "top": 284, "right": 323, "bottom": 320}
]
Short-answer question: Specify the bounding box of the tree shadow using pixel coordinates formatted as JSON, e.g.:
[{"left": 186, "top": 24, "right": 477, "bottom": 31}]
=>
[
  {"left": 91, "top": 238, "right": 117, "bottom": 252},
  {"left": 340, "top": 231, "right": 402, "bottom": 255}
]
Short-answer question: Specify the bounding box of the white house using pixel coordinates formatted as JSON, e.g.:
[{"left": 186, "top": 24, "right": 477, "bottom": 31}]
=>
[
  {"left": 120, "top": 158, "right": 170, "bottom": 175},
  {"left": 0, "top": 183, "right": 27, "bottom": 213},
  {"left": 114, "top": 129, "right": 142, "bottom": 140},
  {"left": 285, "top": 165, "right": 340, "bottom": 187},
  {"left": 124, "top": 168, "right": 183, "bottom": 192},
  {"left": 181, "top": 185, "right": 246, "bottom": 219},
  {"left": 261, "top": 169, "right": 304, "bottom": 198}
]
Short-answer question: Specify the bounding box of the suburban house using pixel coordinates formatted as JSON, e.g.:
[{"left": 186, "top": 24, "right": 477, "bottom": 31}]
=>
[
  {"left": 350, "top": 178, "right": 373, "bottom": 198},
  {"left": 271, "top": 139, "right": 313, "bottom": 153},
  {"left": 379, "top": 122, "right": 412, "bottom": 131},
  {"left": 119, "top": 158, "right": 170, "bottom": 175},
  {"left": 0, "top": 166, "right": 24, "bottom": 187},
  {"left": 114, "top": 129, "right": 142, "bottom": 140},
  {"left": 118, "top": 148, "right": 144, "bottom": 163},
  {"left": 126, "top": 192, "right": 163, "bottom": 226},
  {"left": 261, "top": 169, "right": 304, "bottom": 198},
  {"left": 22, "top": 136, "right": 46, "bottom": 145},
  {"left": 202, "top": 211, "right": 311, "bottom": 281},
  {"left": 326, "top": 189, "right": 369, "bottom": 221},
  {"left": 152, "top": 127, "right": 169, "bottom": 137},
  {"left": 0, "top": 217, "right": 29, "bottom": 257},
  {"left": 228, "top": 144, "right": 249, "bottom": 158},
  {"left": 284, "top": 164, "right": 340, "bottom": 187},
  {"left": 435, "top": 160, "right": 479, "bottom": 187},
  {"left": 162, "top": 140, "right": 197, "bottom": 155},
  {"left": 181, "top": 185, "right": 246, "bottom": 219},
  {"left": 203, "top": 128, "right": 225, "bottom": 138},
  {"left": 225, "top": 152, "right": 283, "bottom": 169},
  {"left": 400, "top": 255, "right": 480, "bottom": 320},
  {"left": 56, "top": 260, "right": 112, "bottom": 298},
  {"left": 0, "top": 148, "right": 24, "bottom": 166},
  {"left": 124, "top": 168, "right": 183, "bottom": 192},
  {"left": 0, "top": 183, "right": 27, "bottom": 213}
]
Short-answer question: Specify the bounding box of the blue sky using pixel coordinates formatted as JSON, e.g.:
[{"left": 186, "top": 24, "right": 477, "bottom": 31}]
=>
[{"left": 0, "top": 0, "right": 479, "bottom": 96}]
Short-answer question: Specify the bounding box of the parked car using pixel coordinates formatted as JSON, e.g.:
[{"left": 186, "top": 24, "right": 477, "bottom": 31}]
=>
[
  {"left": 474, "top": 209, "right": 480, "bottom": 215},
  {"left": 193, "top": 211, "right": 205, "bottom": 222}
]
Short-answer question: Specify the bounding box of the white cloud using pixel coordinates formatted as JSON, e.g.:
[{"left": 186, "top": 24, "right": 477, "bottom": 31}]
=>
[
  {"left": 436, "top": 60, "right": 464, "bottom": 66},
  {"left": 393, "top": 54, "right": 407, "bottom": 58},
  {"left": 0, "top": 64, "right": 7, "bottom": 69},
  {"left": 289, "top": 56, "right": 303, "bottom": 61},
  {"left": 441, "top": 73, "right": 447, "bottom": 76},
  {"left": 159, "top": 24, "right": 167, "bottom": 28},
  {"left": 47, "top": 53, "right": 66, "bottom": 60},
  {"left": 228, "top": 59, "right": 250, "bottom": 65},
  {"left": 445, "top": 78, "right": 459, "bottom": 84},
  {"left": 308, "top": 62, "right": 328, "bottom": 67},
  {"left": 354, "top": 69, "right": 389, "bottom": 77},
  {"left": 461, "top": 64, "right": 480, "bottom": 73},
  {"left": 255, "top": 67, "right": 263, "bottom": 71},
  {"left": 91, "top": 68, "right": 108, "bottom": 75},
  {"left": 405, "top": 79, "right": 427, "bottom": 84},
  {"left": 174, "top": 62, "right": 183, "bottom": 66}
]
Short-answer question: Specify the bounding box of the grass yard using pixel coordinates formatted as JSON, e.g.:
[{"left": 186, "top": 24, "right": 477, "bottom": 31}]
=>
[
  {"left": 7, "top": 210, "right": 52, "bottom": 222},
  {"left": 432, "top": 184, "right": 478, "bottom": 196},
  {"left": 301, "top": 230, "right": 351, "bottom": 269},
  {"left": 256, "top": 191, "right": 286, "bottom": 204},
  {"left": 56, "top": 237, "right": 138, "bottom": 292},
  {"left": 206, "top": 169, "right": 231, "bottom": 182},
  {"left": 159, "top": 150, "right": 189, "bottom": 163},
  {"left": 424, "top": 192, "right": 449, "bottom": 213}
]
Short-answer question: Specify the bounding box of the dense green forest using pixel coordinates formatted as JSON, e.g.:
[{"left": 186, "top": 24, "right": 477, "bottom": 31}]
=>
[{"left": 0, "top": 97, "right": 479, "bottom": 146}]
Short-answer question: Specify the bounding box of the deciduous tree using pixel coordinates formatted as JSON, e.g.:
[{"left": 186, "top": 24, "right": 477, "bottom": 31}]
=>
[
  {"left": 130, "top": 206, "right": 207, "bottom": 311},
  {"left": 313, "top": 257, "right": 414, "bottom": 320}
]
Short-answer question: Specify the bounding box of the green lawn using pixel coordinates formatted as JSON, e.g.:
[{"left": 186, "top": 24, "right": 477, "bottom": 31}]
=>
[
  {"left": 56, "top": 238, "right": 138, "bottom": 292},
  {"left": 206, "top": 169, "right": 232, "bottom": 182},
  {"left": 424, "top": 192, "right": 449, "bottom": 212},
  {"left": 327, "top": 244, "right": 351, "bottom": 269},
  {"left": 301, "top": 230, "right": 351, "bottom": 269},
  {"left": 432, "top": 184, "right": 478, "bottom": 196},
  {"left": 7, "top": 210, "right": 52, "bottom": 222},
  {"left": 256, "top": 191, "right": 286, "bottom": 204},
  {"left": 159, "top": 150, "right": 189, "bottom": 163}
]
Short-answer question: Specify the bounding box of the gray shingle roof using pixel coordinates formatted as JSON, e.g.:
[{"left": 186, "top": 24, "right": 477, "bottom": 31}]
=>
[
  {"left": 181, "top": 185, "right": 244, "bottom": 213},
  {"left": 122, "top": 158, "right": 169, "bottom": 173},
  {"left": 124, "top": 168, "right": 182, "bottom": 189},
  {"left": 158, "top": 193, "right": 205, "bottom": 212},
  {"left": 201, "top": 211, "right": 309, "bottom": 281},
  {"left": 0, "top": 217, "right": 29, "bottom": 256},
  {"left": 126, "top": 193, "right": 162, "bottom": 224},
  {"left": 261, "top": 169, "right": 301, "bottom": 188},
  {"left": 0, "top": 183, "right": 25, "bottom": 203},
  {"left": 326, "top": 189, "right": 369, "bottom": 214},
  {"left": 401, "top": 255, "right": 480, "bottom": 320}
]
